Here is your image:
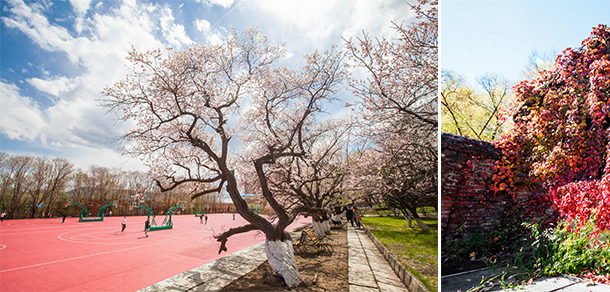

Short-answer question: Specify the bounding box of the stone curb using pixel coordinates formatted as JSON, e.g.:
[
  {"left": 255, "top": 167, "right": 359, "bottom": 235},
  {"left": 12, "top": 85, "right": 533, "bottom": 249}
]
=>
[
  {"left": 137, "top": 224, "right": 311, "bottom": 292},
  {"left": 362, "top": 224, "right": 431, "bottom": 292}
]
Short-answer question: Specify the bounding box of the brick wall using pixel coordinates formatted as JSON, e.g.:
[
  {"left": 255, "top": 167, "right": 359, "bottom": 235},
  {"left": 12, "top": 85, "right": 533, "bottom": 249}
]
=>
[{"left": 441, "top": 133, "right": 507, "bottom": 244}]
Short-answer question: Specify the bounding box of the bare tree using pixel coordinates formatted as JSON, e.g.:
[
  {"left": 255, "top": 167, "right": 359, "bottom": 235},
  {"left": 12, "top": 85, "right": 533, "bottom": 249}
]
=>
[
  {"left": 41, "top": 158, "right": 74, "bottom": 217},
  {"left": 7, "top": 156, "right": 33, "bottom": 218},
  {"left": 441, "top": 70, "right": 513, "bottom": 141},
  {"left": 28, "top": 157, "right": 74, "bottom": 218}
]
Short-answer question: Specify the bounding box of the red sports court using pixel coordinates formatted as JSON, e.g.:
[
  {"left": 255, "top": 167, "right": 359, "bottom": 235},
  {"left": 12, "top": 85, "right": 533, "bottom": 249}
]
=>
[{"left": 0, "top": 214, "right": 309, "bottom": 291}]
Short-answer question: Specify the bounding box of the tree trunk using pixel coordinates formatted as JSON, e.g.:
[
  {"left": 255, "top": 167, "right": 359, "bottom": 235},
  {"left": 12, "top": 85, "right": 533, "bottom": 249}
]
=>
[
  {"left": 405, "top": 206, "right": 430, "bottom": 232},
  {"left": 401, "top": 209, "right": 413, "bottom": 228},
  {"left": 265, "top": 240, "right": 302, "bottom": 288},
  {"left": 415, "top": 218, "right": 430, "bottom": 232},
  {"left": 312, "top": 219, "right": 325, "bottom": 238},
  {"left": 323, "top": 220, "right": 331, "bottom": 235}
]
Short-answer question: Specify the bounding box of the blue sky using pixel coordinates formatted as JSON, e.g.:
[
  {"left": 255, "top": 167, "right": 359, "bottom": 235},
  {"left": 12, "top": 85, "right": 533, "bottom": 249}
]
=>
[
  {"left": 0, "top": 0, "right": 413, "bottom": 171},
  {"left": 441, "top": 0, "right": 610, "bottom": 88}
]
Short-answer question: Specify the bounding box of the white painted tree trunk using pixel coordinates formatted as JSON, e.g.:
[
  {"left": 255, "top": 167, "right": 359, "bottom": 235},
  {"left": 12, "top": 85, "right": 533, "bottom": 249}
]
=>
[
  {"left": 265, "top": 240, "right": 302, "bottom": 288},
  {"left": 312, "top": 220, "right": 325, "bottom": 238},
  {"left": 323, "top": 220, "right": 331, "bottom": 234}
]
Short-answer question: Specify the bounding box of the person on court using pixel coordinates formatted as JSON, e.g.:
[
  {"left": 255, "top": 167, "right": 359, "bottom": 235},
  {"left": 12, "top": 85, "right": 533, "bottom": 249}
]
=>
[
  {"left": 200, "top": 214, "right": 203, "bottom": 224},
  {"left": 205, "top": 215, "right": 208, "bottom": 224},
  {"left": 144, "top": 219, "right": 150, "bottom": 237},
  {"left": 121, "top": 216, "right": 127, "bottom": 232},
  {"left": 62, "top": 213, "right": 66, "bottom": 224}
]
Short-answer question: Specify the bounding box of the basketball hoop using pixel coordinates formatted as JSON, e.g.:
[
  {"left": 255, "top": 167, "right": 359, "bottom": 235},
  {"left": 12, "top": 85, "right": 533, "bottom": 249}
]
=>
[{"left": 65, "top": 198, "right": 73, "bottom": 208}]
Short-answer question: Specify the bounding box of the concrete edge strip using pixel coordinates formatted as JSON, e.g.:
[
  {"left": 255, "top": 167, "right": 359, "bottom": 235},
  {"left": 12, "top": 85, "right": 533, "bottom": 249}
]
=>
[
  {"left": 363, "top": 224, "right": 431, "bottom": 292},
  {"left": 441, "top": 267, "right": 491, "bottom": 279},
  {"left": 137, "top": 224, "right": 312, "bottom": 292},
  {"left": 136, "top": 242, "right": 267, "bottom": 292}
]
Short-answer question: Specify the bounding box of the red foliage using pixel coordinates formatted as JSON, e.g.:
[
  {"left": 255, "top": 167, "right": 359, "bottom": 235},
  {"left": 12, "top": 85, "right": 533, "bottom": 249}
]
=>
[{"left": 493, "top": 25, "right": 610, "bottom": 231}]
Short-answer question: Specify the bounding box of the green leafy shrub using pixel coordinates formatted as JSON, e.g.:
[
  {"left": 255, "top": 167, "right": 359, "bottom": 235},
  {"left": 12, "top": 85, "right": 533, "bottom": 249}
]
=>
[{"left": 522, "top": 219, "right": 610, "bottom": 282}]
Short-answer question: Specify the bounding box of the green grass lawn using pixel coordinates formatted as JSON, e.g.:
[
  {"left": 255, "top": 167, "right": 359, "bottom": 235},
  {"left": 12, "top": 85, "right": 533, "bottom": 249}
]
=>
[{"left": 362, "top": 216, "right": 438, "bottom": 292}]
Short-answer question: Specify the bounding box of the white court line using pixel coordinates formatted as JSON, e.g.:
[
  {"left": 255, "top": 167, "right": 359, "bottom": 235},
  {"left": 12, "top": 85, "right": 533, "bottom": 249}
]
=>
[
  {"left": 0, "top": 245, "right": 6, "bottom": 250},
  {"left": 0, "top": 236, "right": 186, "bottom": 273},
  {"left": 0, "top": 227, "right": 93, "bottom": 236},
  {"left": 58, "top": 227, "right": 186, "bottom": 245}
]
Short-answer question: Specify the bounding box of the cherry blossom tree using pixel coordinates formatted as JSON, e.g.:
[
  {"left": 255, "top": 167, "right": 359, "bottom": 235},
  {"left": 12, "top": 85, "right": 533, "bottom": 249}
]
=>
[
  {"left": 345, "top": 0, "right": 438, "bottom": 231},
  {"left": 354, "top": 128, "right": 436, "bottom": 232},
  {"left": 102, "top": 27, "right": 346, "bottom": 287},
  {"left": 344, "top": 0, "right": 437, "bottom": 131},
  {"left": 240, "top": 117, "right": 355, "bottom": 237}
]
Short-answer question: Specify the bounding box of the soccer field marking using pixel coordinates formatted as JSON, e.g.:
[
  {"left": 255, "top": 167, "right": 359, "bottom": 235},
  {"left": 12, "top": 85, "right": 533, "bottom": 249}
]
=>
[{"left": 0, "top": 236, "right": 186, "bottom": 274}]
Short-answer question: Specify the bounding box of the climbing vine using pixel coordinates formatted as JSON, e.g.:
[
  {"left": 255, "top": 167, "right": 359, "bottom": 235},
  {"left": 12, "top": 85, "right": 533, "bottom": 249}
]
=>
[{"left": 492, "top": 24, "right": 610, "bottom": 232}]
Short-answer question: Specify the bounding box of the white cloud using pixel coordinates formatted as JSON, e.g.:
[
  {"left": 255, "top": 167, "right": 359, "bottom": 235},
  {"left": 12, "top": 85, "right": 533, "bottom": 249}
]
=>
[
  {"left": 0, "top": 0, "right": 202, "bottom": 171},
  {"left": 194, "top": 18, "right": 224, "bottom": 45},
  {"left": 241, "top": 0, "right": 413, "bottom": 53},
  {"left": 195, "top": 18, "right": 210, "bottom": 32},
  {"left": 159, "top": 5, "right": 192, "bottom": 47},
  {"left": 248, "top": 0, "right": 341, "bottom": 42},
  {"left": 69, "top": 0, "right": 92, "bottom": 16},
  {"left": 196, "top": 0, "right": 234, "bottom": 8},
  {"left": 0, "top": 82, "right": 48, "bottom": 142},
  {"left": 66, "top": 146, "right": 148, "bottom": 172},
  {"left": 27, "top": 76, "right": 77, "bottom": 98},
  {"left": 340, "top": 0, "right": 415, "bottom": 41}
]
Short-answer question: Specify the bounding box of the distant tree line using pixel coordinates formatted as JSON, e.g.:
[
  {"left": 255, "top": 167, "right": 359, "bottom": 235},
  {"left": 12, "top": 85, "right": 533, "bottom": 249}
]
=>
[{"left": 0, "top": 152, "right": 223, "bottom": 219}]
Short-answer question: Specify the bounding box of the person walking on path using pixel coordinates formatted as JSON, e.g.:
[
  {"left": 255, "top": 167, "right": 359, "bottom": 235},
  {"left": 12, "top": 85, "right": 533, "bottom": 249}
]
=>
[
  {"left": 354, "top": 207, "right": 362, "bottom": 229},
  {"left": 144, "top": 219, "right": 150, "bottom": 237},
  {"left": 121, "top": 216, "right": 127, "bottom": 233},
  {"left": 62, "top": 213, "right": 66, "bottom": 224},
  {"left": 200, "top": 214, "right": 203, "bottom": 224},
  {"left": 346, "top": 206, "right": 354, "bottom": 227},
  {"left": 233, "top": 213, "right": 235, "bottom": 220}
]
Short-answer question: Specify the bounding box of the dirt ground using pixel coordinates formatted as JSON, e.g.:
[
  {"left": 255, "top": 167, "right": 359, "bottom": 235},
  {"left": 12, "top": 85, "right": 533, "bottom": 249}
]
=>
[{"left": 221, "top": 226, "right": 348, "bottom": 291}]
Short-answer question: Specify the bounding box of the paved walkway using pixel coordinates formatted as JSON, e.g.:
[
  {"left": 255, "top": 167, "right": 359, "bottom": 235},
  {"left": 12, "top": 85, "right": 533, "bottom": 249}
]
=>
[
  {"left": 347, "top": 225, "right": 409, "bottom": 292},
  {"left": 441, "top": 268, "right": 610, "bottom": 292},
  {"left": 137, "top": 224, "right": 409, "bottom": 291}
]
